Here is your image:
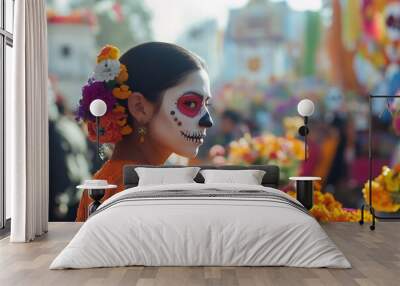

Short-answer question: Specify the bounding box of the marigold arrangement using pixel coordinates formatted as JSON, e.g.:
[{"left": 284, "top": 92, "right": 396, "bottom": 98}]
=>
[
  {"left": 210, "top": 133, "right": 304, "bottom": 183},
  {"left": 362, "top": 165, "right": 400, "bottom": 213},
  {"left": 210, "top": 133, "right": 372, "bottom": 222},
  {"left": 287, "top": 183, "right": 372, "bottom": 222},
  {"left": 76, "top": 45, "right": 133, "bottom": 144}
]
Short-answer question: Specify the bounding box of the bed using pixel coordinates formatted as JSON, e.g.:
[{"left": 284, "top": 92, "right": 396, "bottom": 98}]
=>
[{"left": 50, "top": 165, "right": 351, "bottom": 269}]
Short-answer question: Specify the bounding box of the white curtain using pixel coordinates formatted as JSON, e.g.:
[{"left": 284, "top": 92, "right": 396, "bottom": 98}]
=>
[{"left": 7, "top": 0, "right": 49, "bottom": 242}]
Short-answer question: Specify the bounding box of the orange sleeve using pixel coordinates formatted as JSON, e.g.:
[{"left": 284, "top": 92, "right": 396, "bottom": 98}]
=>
[{"left": 76, "top": 190, "right": 90, "bottom": 222}]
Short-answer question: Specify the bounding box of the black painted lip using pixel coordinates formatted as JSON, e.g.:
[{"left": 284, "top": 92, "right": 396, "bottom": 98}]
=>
[
  {"left": 180, "top": 131, "right": 205, "bottom": 143},
  {"left": 386, "top": 15, "right": 400, "bottom": 30}
]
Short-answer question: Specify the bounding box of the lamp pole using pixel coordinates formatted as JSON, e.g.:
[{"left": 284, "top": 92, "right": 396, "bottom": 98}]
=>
[
  {"left": 297, "top": 99, "right": 314, "bottom": 163},
  {"left": 96, "top": 116, "right": 100, "bottom": 164},
  {"left": 304, "top": 116, "right": 308, "bottom": 161},
  {"left": 89, "top": 99, "right": 107, "bottom": 166}
]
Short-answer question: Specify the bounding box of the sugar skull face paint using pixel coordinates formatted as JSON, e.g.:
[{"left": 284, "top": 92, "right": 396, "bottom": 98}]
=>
[
  {"left": 148, "top": 69, "right": 213, "bottom": 158},
  {"left": 177, "top": 93, "right": 203, "bottom": 117},
  {"left": 385, "top": 2, "right": 400, "bottom": 41}
]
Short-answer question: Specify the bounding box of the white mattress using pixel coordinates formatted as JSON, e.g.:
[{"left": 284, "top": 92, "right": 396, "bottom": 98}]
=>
[{"left": 50, "top": 183, "right": 351, "bottom": 269}]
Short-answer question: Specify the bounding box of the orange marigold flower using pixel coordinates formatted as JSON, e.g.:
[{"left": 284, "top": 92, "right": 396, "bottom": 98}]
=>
[
  {"left": 97, "top": 45, "right": 120, "bottom": 63},
  {"left": 311, "top": 205, "right": 330, "bottom": 222},
  {"left": 112, "top": 105, "right": 129, "bottom": 127},
  {"left": 120, "top": 125, "right": 133, "bottom": 135},
  {"left": 87, "top": 112, "right": 123, "bottom": 144},
  {"left": 362, "top": 179, "right": 400, "bottom": 212},
  {"left": 285, "top": 183, "right": 372, "bottom": 222},
  {"left": 117, "top": 118, "right": 127, "bottom": 126},
  {"left": 116, "top": 64, "right": 129, "bottom": 83},
  {"left": 113, "top": 105, "right": 126, "bottom": 113},
  {"left": 113, "top": 85, "right": 132, "bottom": 100}
]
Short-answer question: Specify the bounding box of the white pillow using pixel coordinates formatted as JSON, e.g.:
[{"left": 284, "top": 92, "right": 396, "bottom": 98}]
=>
[
  {"left": 200, "top": 169, "right": 266, "bottom": 185},
  {"left": 135, "top": 167, "right": 200, "bottom": 186}
]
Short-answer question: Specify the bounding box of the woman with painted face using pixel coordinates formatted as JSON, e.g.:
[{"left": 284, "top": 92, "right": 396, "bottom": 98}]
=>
[{"left": 76, "top": 42, "right": 213, "bottom": 221}]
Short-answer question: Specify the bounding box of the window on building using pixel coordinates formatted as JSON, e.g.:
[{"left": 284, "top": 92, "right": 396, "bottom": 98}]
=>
[{"left": 61, "top": 45, "right": 71, "bottom": 58}]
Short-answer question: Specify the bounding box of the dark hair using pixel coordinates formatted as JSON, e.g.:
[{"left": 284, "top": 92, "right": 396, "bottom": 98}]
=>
[{"left": 119, "top": 42, "right": 206, "bottom": 103}]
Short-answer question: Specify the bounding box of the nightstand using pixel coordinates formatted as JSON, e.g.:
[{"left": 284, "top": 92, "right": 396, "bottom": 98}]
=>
[
  {"left": 77, "top": 180, "right": 117, "bottom": 216},
  {"left": 289, "top": 177, "right": 321, "bottom": 210}
]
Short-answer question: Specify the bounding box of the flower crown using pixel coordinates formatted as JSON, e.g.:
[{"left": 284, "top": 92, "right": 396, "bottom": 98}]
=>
[{"left": 76, "top": 45, "right": 133, "bottom": 144}]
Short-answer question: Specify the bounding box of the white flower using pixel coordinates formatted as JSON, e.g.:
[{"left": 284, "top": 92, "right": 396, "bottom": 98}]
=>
[{"left": 93, "top": 59, "right": 120, "bottom": 82}]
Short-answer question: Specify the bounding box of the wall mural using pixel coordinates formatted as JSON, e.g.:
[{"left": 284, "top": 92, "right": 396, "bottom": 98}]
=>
[{"left": 47, "top": 0, "right": 400, "bottom": 223}]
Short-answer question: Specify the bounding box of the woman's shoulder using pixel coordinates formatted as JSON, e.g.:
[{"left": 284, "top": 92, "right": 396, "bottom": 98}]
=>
[{"left": 93, "top": 159, "right": 137, "bottom": 183}]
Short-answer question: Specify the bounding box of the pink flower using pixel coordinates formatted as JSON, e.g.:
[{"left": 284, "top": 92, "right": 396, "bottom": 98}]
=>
[
  {"left": 393, "top": 115, "right": 400, "bottom": 135},
  {"left": 209, "top": 145, "right": 226, "bottom": 157}
]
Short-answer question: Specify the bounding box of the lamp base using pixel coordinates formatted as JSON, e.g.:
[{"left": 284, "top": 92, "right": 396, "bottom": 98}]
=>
[
  {"left": 298, "top": 126, "right": 309, "bottom": 136},
  {"left": 296, "top": 180, "right": 313, "bottom": 210},
  {"left": 88, "top": 188, "right": 105, "bottom": 216}
]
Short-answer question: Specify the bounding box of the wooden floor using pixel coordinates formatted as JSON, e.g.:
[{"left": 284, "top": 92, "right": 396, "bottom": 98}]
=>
[{"left": 0, "top": 222, "right": 399, "bottom": 286}]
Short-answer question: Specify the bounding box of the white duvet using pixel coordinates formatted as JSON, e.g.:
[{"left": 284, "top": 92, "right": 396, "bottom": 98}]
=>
[{"left": 50, "top": 183, "right": 351, "bottom": 269}]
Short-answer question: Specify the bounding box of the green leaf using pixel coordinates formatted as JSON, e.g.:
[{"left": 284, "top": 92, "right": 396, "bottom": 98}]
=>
[{"left": 106, "top": 80, "right": 117, "bottom": 89}]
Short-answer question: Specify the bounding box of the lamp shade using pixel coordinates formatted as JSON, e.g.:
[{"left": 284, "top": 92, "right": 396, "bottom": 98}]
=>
[
  {"left": 89, "top": 99, "right": 107, "bottom": 117},
  {"left": 297, "top": 99, "right": 315, "bottom": 117}
]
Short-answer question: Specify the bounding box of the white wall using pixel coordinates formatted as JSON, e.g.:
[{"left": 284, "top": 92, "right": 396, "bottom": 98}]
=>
[{"left": 48, "top": 24, "right": 96, "bottom": 110}]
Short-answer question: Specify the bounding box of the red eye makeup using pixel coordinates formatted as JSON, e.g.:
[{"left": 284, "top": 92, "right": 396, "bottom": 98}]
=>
[{"left": 177, "top": 93, "right": 203, "bottom": 118}]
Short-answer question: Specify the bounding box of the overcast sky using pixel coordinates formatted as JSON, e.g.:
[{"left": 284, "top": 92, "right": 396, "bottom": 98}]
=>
[
  {"left": 143, "top": 0, "right": 249, "bottom": 42},
  {"left": 53, "top": 0, "right": 322, "bottom": 42},
  {"left": 143, "top": 0, "right": 322, "bottom": 42}
]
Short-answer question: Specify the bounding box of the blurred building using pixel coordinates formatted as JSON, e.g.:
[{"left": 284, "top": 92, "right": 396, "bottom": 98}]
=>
[
  {"left": 221, "top": 0, "right": 305, "bottom": 82},
  {"left": 47, "top": 10, "right": 97, "bottom": 110},
  {"left": 177, "top": 19, "right": 223, "bottom": 82}
]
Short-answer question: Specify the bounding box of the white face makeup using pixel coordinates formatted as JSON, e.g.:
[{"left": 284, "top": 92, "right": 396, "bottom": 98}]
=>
[
  {"left": 385, "top": 2, "right": 400, "bottom": 41},
  {"left": 148, "top": 69, "right": 213, "bottom": 158}
]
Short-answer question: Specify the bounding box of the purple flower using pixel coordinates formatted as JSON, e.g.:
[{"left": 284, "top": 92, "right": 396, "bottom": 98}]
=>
[{"left": 76, "top": 81, "right": 116, "bottom": 121}]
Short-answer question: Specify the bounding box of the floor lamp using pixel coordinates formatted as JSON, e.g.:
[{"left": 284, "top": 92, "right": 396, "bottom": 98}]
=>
[
  {"left": 290, "top": 99, "right": 320, "bottom": 210},
  {"left": 86, "top": 99, "right": 108, "bottom": 215}
]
